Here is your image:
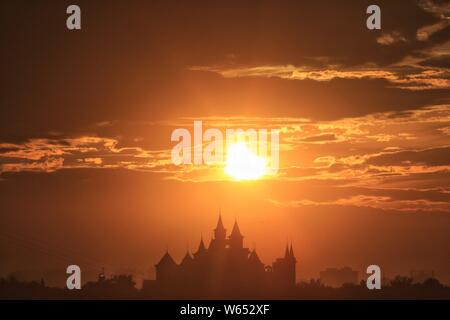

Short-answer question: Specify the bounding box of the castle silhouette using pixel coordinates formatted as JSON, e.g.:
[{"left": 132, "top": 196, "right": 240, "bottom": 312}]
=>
[{"left": 143, "top": 214, "right": 296, "bottom": 297}]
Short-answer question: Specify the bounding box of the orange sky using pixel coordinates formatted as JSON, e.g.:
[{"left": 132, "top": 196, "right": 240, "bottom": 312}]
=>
[{"left": 0, "top": 0, "right": 449, "bottom": 286}]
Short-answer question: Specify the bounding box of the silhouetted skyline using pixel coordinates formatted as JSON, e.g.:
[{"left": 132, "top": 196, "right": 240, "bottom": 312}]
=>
[
  {"left": 142, "top": 214, "right": 296, "bottom": 297},
  {"left": 1, "top": 214, "right": 449, "bottom": 299}
]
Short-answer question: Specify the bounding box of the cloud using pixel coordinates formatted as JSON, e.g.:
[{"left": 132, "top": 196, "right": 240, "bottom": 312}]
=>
[
  {"left": 439, "top": 126, "right": 450, "bottom": 135},
  {"left": 190, "top": 65, "right": 397, "bottom": 82},
  {"left": 419, "top": 54, "right": 450, "bottom": 68},
  {"left": 1, "top": 104, "right": 450, "bottom": 192},
  {"left": 377, "top": 31, "right": 407, "bottom": 45},
  {"left": 0, "top": 136, "right": 172, "bottom": 175},
  {"left": 83, "top": 158, "right": 103, "bottom": 165},
  {"left": 267, "top": 194, "right": 450, "bottom": 212},
  {"left": 1, "top": 157, "right": 64, "bottom": 173},
  {"left": 366, "top": 145, "right": 450, "bottom": 167},
  {"left": 1, "top": 103, "right": 449, "bottom": 216},
  {"left": 298, "top": 133, "right": 339, "bottom": 143},
  {"left": 417, "top": 0, "right": 450, "bottom": 41},
  {"left": 189, "top": 63, "right": 450, "bottom": 90},
  {"left": 417, "top": 20, "right": 449, "bottom": 41},
  {"left": 3, "top": 0, "right": 450, "bottom": 144}
]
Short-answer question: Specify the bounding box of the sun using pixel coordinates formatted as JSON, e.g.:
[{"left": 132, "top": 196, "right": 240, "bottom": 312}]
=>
[{"left": 225, "top": 142, "right": 267, "bottom": 180}]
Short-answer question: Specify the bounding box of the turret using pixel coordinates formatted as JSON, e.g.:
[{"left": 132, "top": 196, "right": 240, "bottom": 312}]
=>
[
  {"left": 229, "top": 219, "right": 244, "bottom": 249},
  {"left": 180, "top": 251, "right": 193, "bottom": 267},
  {"left": 214, "top": 213, "right": 227, "bottom": 241},
  {"left": 194, "top": 236, "right": 207, "bottom": 259},
  {"left": 209, "top": 213, "right": 227, "bottom": 251},
  {"left": 273, "top": 243, "right": 297, "bottom": 287},
  {"left": 249, "top": 249, "right": 264, "bottom": 268},
  {"left": 284, "top": 243, "right": 290, "bottom": 259},
  {"left": 155, "top": 251, "right": 178, "bottom": 281},
  {"left": 289, "top": 243, "right": 296, "bottom": 262}
]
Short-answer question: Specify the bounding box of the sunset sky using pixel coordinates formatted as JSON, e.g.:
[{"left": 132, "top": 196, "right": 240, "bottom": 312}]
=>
[{"left": 1, "top": 0, "right": 449, "bottom": 285}]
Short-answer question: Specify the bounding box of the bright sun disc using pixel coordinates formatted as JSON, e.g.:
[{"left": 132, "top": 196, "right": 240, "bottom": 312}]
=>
[{"left": 225, "top": 142, "right": 267, "bottom": 180}]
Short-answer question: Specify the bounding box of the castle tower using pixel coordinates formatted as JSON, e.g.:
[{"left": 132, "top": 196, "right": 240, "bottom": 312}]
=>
[
  {"left": 180, "top": 251, "right": 194, "bottom": 275},
  {"left": 180, "top": 251, "right": 193, "bottom": 267},
  {"left": 287, "top": 243, "right": 297, "bottom": 285},
  {"left": 229, "top": 219, "right": 244, "bottom": 249},
  {"left": 210, "top": 213, "right": 227, "bottom": 250},
  {"left": 214, "top": 213, "right": 226, "bottom": 240},
  {"left": 194, "top": 236, "right": 207, "bottom": 257},
  {"left": 248, "top": 249, "right": 264, "bottom": 271},
  {"left": 155, "top": 251, "right": 178, "bottom": 282},
  {"left": 284, "top": 244, "right": 290, "bottom": 259},
  {"left": 289, "top": 244, "right": 296, "bottom": 262},
  {"left": 272, "top": 243, "right": 297, "bottom": 287}
]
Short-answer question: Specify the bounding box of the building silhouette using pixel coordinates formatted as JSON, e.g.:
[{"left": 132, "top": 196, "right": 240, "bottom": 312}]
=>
[{"left": 143, "top": 214, "right": 296, "bottom": 297}]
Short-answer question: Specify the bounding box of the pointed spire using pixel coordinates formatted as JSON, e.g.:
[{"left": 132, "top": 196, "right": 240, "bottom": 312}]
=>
[
  {"left": 230, "top": 218, "right": 243, "bottom": 238},
  {"left": 181, "top": 251, "right": 193, "bottom": 266},
  {"left": 213, "top": 211, "right": 227, "bottom": 242},
  {"left": 228, "top": 218, "right": 244, "bottom": 249},
  {"left": 289, "top": 243, "right": 297, "bottom": 262},
  {"left": 284, "top": 243, "right": 290, "bottom": 259},
  {"left": 193, "top": 235, "right": 208, "bottom": 258},
  {"left": 215, "top": 212, "right": 225, "bottom": 231},
  {"left": 249, "top": 249, "right": 263, "bottom": 266},
  {"left": 156, "top": 251, "right": 177, "bottom": 267},
  {"left": 197, "top": 236, "right": 206, "bottom": 253}
]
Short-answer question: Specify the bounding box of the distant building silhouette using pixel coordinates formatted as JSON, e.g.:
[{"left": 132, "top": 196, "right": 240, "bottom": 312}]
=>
[
  {"left": 143, "top": 214, "right": 296, "bottom": 297},
  {"left": 319, "top": 267, "right": 358, "bottom": 288}
]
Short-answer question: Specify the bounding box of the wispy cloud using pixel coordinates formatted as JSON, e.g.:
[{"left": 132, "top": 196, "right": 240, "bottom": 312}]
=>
[
  {"left": 189, "top": 63, "right": 450, "bottom": 90},
  {"left": 376, "top": 31, "right": 407, "bottom": 45},
  {"left": 0, "top": 136, "right": 172, "bottom": 175},
  {"left": 417, "top": 0, "right": 450, "bottom": 41},
  {"left": 266, "top": 194, "right": 450, "bottom": 213}
]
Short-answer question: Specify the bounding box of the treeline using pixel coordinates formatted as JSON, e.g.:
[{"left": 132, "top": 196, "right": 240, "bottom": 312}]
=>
[{"left": 1, "top": 274, "right": 449, "bottom": 299}]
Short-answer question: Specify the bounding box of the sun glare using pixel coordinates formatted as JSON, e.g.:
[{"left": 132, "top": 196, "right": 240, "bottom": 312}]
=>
[{"left": 225, "top": 142, "right": 267, "bottom": 180}]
